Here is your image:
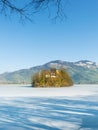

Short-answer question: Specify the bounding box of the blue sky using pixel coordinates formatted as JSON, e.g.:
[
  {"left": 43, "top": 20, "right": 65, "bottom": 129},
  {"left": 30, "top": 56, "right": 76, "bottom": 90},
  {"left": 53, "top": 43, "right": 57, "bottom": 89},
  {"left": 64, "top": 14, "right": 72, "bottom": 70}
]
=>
[{"left": 0, "top": 0, "right": 98, "bottom": 73}]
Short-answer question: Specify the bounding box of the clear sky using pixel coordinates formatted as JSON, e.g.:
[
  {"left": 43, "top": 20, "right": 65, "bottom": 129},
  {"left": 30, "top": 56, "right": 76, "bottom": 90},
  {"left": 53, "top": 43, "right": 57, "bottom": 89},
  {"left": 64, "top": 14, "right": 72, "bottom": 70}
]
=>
[{"left": 0, "top": 0, "right": 98, "bottom": 73}]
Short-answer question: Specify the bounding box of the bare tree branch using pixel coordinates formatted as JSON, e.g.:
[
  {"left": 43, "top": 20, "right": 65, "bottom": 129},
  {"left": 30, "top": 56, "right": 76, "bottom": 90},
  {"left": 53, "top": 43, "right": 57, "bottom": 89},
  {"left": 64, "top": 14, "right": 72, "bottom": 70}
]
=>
[{"left": 0, "top": 0, "right": 69, "bottom": 22}]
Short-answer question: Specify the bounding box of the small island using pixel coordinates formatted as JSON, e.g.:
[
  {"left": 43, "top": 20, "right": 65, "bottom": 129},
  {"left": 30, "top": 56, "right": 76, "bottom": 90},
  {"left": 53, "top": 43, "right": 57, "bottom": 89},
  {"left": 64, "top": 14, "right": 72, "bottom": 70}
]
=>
[{"left": 32, "top": 68, "right": 73, "bottom": 87}]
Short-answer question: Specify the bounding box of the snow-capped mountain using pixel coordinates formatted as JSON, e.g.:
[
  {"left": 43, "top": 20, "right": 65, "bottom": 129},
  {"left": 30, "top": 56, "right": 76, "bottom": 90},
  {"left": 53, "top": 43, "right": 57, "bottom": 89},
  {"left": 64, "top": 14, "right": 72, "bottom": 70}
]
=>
[
  {"left": 74, "top": 60, "right": 97, "bottom": 68},
  {"left": 0, "top": 60, "right": 98, "bottom": 84}
]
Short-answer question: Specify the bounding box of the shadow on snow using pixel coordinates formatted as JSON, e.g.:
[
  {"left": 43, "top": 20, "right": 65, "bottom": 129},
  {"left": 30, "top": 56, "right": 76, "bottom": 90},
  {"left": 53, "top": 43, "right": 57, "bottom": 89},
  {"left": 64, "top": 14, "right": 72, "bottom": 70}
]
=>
[{"left": 0, "top": 97, "right": 98, "bottom": 130}]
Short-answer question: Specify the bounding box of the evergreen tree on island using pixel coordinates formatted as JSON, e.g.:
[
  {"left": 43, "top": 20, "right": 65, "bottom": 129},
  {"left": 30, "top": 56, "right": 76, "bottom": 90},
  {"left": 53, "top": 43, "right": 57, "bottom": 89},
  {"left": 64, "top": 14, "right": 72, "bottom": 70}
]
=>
[{"left": 32, "top": 68, "right": 74, "bottom": 87}]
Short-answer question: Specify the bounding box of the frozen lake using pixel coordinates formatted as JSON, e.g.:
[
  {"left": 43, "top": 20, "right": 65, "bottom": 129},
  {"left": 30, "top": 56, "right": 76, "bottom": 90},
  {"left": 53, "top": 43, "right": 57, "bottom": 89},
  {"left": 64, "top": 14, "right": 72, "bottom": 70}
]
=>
[{"left": 0, "top": 85, "right": 98, "bottom": 130}]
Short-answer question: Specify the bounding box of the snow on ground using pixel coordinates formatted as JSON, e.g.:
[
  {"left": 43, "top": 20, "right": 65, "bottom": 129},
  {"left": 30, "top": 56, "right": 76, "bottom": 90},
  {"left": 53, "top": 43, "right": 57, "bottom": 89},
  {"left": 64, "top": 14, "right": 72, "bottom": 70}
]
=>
[
  {"left": 0, "top": 84, "right": 98, "bottom": 97},
  {"left": 0, "top": 85, "right": 98, "bottom": 130}
]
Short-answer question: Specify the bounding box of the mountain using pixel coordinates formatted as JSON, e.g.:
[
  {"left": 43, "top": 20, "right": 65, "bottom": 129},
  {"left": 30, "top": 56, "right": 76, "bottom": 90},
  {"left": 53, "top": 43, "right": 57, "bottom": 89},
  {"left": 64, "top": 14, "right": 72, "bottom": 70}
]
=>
[{"left": 0, "top": 60, "right": 98, "bottom": 84}]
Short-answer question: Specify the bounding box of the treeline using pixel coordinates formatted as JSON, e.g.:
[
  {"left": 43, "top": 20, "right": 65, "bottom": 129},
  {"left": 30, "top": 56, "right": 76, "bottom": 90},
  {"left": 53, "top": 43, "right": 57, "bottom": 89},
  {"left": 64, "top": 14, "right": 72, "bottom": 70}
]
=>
[{"left": 32, "top": 68, "right": 73, "bottom": 87}]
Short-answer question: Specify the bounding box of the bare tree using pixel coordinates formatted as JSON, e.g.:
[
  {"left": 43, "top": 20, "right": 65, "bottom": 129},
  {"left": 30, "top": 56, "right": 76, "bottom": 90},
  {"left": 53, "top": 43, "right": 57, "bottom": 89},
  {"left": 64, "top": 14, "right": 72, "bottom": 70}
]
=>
[{"left": 0, "top": 0, "right": 69, "bottom": 22}]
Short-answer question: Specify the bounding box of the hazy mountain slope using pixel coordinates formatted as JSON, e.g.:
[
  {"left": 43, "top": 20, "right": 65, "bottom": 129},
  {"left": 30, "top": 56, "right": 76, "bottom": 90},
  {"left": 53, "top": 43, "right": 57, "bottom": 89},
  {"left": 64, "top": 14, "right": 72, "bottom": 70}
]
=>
[{"left": 0, "top": 60, "right": 98, "bottom": 84}]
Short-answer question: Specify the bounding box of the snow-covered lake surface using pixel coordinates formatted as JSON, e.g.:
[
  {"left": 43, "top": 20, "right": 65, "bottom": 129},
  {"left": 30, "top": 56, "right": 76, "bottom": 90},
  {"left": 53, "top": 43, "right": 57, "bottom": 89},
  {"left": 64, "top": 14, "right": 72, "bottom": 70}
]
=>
[{"left": 0, "top": 85, "right": 98, "bottom": 130}]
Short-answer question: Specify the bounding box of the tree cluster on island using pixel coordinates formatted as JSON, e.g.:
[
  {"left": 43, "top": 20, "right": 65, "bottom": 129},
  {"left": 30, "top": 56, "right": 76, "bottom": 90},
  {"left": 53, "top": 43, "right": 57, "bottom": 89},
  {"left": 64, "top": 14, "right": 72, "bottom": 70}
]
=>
[{"left": 32, "top": 68, "right": 73, "bottom": 87}]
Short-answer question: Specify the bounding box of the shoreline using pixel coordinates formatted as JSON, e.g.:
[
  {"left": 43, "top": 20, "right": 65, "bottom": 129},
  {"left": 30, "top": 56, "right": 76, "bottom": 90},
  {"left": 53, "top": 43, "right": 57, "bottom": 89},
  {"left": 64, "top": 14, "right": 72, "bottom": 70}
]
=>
[{"left": 0, "top": 84, "right": 31, "bottom": 87}]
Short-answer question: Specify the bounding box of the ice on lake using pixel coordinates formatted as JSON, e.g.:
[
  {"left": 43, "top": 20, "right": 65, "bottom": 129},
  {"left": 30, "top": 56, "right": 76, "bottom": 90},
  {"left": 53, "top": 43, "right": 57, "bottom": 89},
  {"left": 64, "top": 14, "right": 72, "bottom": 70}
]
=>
[{"left": 0, "top": 84, "right": 98, "bottom": 130}]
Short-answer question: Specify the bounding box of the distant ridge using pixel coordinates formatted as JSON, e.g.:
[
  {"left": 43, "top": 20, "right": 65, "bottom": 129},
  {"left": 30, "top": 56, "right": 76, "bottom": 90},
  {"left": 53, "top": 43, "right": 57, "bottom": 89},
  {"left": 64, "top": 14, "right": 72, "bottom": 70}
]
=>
[{"left": 0, "top": 60, "right": 98, "bottom": 84}]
